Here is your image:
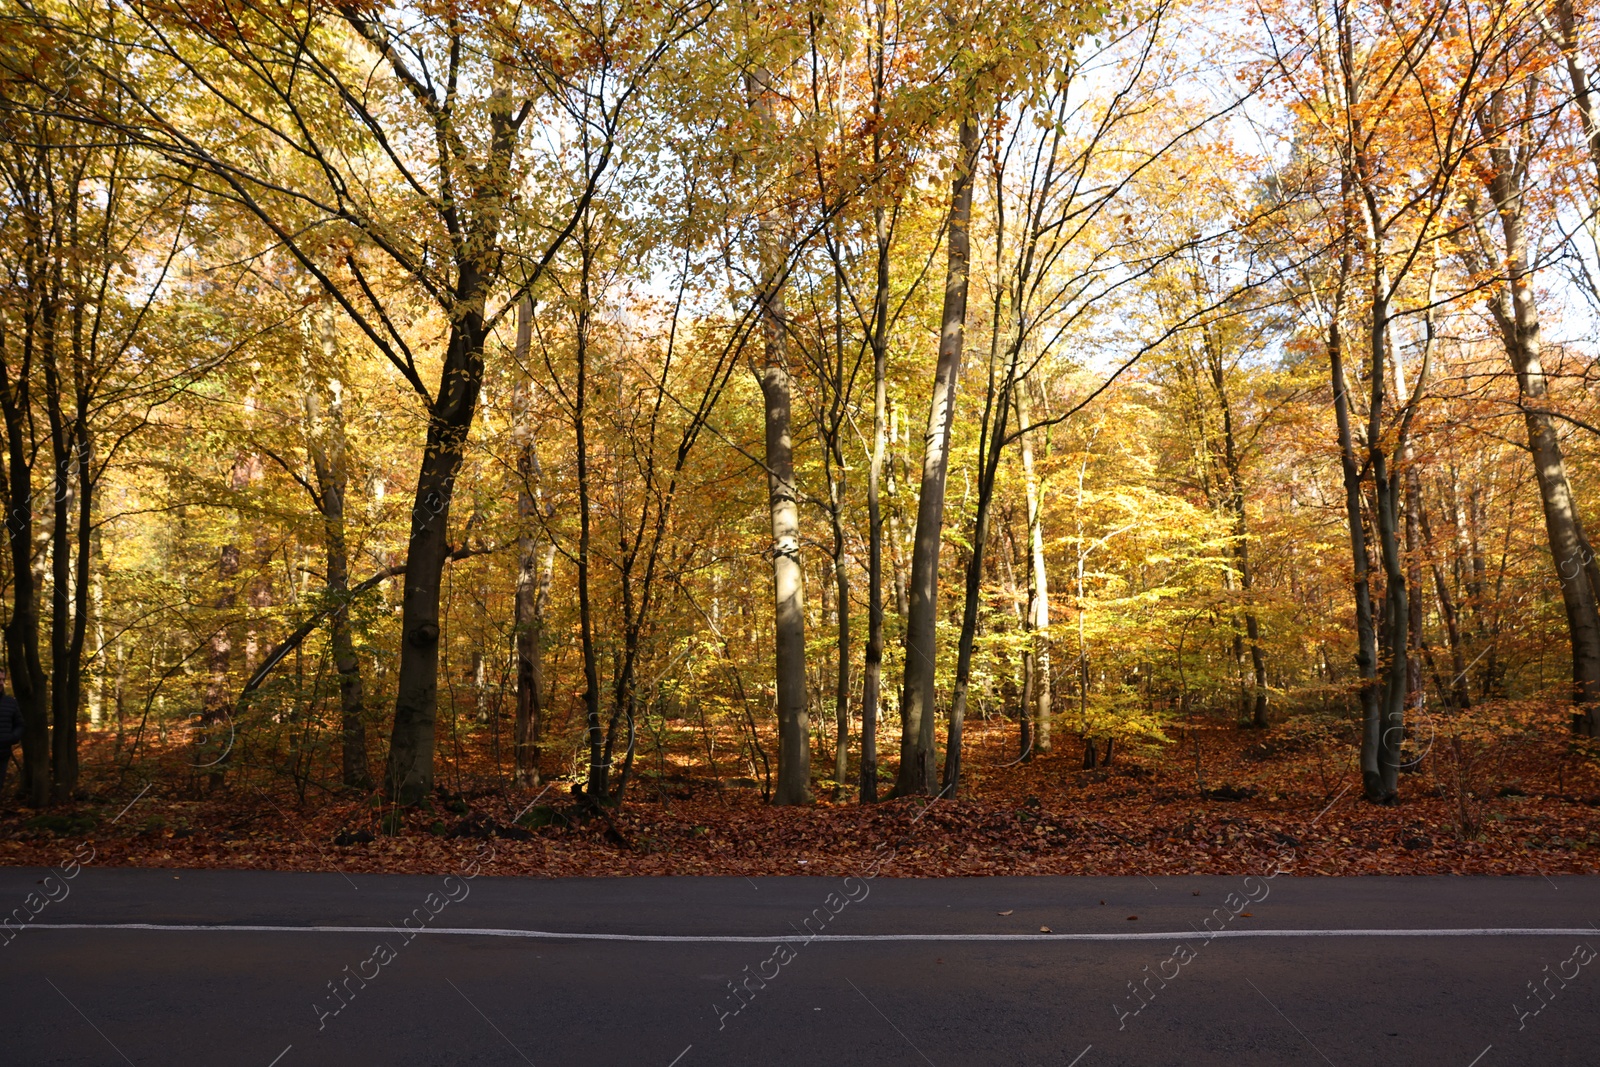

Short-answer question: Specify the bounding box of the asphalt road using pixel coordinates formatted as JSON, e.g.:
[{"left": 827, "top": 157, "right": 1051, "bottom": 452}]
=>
[{"left": 2, "top": 866, "right": 1597, "bottom": 1066}]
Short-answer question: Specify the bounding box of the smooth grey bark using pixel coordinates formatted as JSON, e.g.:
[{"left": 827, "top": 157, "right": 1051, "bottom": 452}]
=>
[
  {"left": 942, "top": 330, "right": 1019, "bottom": 794},
  {"left": 860, "top": 38, "right": 891, "bottom": 801},
  {"left": 747, "top": 66, "right": 810, "bottom": 805},
  {"left": 1557, "top": 0, "right": 1600, "bottom": 179},
  {"left": 1419, "top": 487, "right": 1471, "bottom": 710},
  {"left": 759, "top": 286, "right": 811, "bottom": 804},
  {"left": 1200, "top": 330, "right": 1266, "bottom": 728},
  {"left": 1362, "top": 248, "right": 1408, "bottom": 803},
  {"left": 1476, "top": 150, "right": 1600, "bottom": 734},
  {"left": 885, "top": 399, "right": 910, "bottom": 616},
  {"left": 861, "top": 247, "right": 886, "bottom": 801},
  {"left": 511, "top": 297, "right": 554, "bottom": 786},
  {"left": 1016, "top": 378, "right": 1052, "bottom": 752},
  {"left": 829, "top": 473, "right": 849, "bottom": 788},
  {"left": 570, "top": 228, "right": 606, "bottom": 801},
  {"left": 1401, "top": 402, "right": 1426, "bottom": 735},
  {"left": 304, "top": 311, "right": 370, "bottom": 790},
  {"left": 895, "top": 114, "right": 978, "bottom": 797},
  {"left": 199, "top": 455, "right": 250, "bottom": 789},
  {"left": 1000, "top": 511, "right": 1032, "bottom": 757},
  {"left": 1328, "top": 274, "right": 1381, "bottom": 796}
]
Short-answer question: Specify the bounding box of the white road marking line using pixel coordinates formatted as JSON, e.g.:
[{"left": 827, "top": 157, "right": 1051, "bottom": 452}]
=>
[
  {"left": 19, "top": 923, "right": 1600, "bottom": 942},
  {"left": 266, "top": 1045, "right": 292, "bottom": 1067},
  {"left": 1465, "top": 1046, "right": 1492, "bottom": 1067}
]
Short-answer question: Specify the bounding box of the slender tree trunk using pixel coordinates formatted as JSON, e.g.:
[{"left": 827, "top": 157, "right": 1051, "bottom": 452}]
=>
[
  {"left": 1330, "top": 310, "right": 1381, "bottom": 797},
  {"left": 942, "top": 349, "right": 1016, "bottom": 794},
  {"left": 65, "top": 329, "right": 93, "bottom": 801},
  {"left": 570, "top": 233, "right": 606, "bottom": 801},
  {"left": 830, "top": 474, "right": 849, "bottom": 788},
  {"left": 760, "top": 315, "right": 810, "bottom": 804},
  {"left": 90, "top": 553, "right": 105, "bottom": 727},
  {"left": 1203, "top": 337, "right": 1267, "bottom": 728},
  {"left": 1478, "top": 169, "right": 1600, "bottom": 734},
  {"left": 44, "top": 301, "right": 79, "bottom": 800},
  {"left": 856, "top": 0, "right": 895, "bottom": 806},
  {"left": 198, "top": 453, "right": 251, "bottom": 790},
  {"left": 1016, "top": 378, "right": 1052, "bottom": 752},
  {"left": 1000, "top": 513, "right": 1031, "bottom": 756},
  {"left": 895, "top": 114, "right": 978, "bottom": 796},
  {"left": 1367, "top": 258, "right": 1407, "bottom": 802},
  {"left": 305, "top": 309, "right": 369, "bottom": 790},
  {"left": 0, "top": 305, "right": 49, "bottom": 806},
  {"left": 1404, "top": 448, "right": 1426, "bottom": 735},
  {"left": 512, "top": 297, "right": 553, "bottom": 787},
  {"left": 1419, "top": 489, "right": 1471, "bottom": 710},
  {"left": 747, "top": 67, "right": 811, "bottom": 805},
  {"left": 886, "top": 398, "right": 909, "bottom": 616}
]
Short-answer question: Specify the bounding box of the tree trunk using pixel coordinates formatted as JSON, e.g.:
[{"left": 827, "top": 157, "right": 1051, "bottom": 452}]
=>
[
  {"left": 1419, "top": 488, "right": 1471, "bottom": 710},
  {"left": 1016, "top": 378, "right": 1052, "bottom": 752},
  {"left": 0, "top": 302, "right": 49, "bottom": 806},
  {"left": 1366, "top": 258, "right": 1407, "bottom": 802},
  {"left": 760, "top": 307, "right": 810, "bottom": 805},
  {"left": 1479, "top": 167, "right": 1600, "bottom": 734},
  {"left": 569, "top": 233, "right": 606, "bottom": 802},
  {"left": 1330, "top": 309, "right": 1382, "bottom": 798},
  {"left": 1202, "top": 334, "right": 1267, "bottom": 728},
  {"left": 199, "top": 453, "right": 250, "bottom": 790},
  {"left": 895, "top": 114, "right": 978, "bottom": 796},
  {"left": 830, "top": 474, "right": 849, "bottom": 788},
  {"left": 747, "top": 67, "right": 811, "bottom": 806},
  {"left": 382, "top": 60, "right": 520, "bottom": 805},
  {"left": 857, "top": 0, "right": 893, "bottom": 807},
  {"left": 1403, "top": 448, "right": 1426, "bottom": 736},
  {"left": 44, "top": 299, "right": 80, "bottom": 801},
  {"left": 512, "top": 297, "right": 553, "bottom": 787},
  {"left": 383, "top": 294, "right": 490, "bottom": 804},
  {"left": 305, "top": 309, "right": 370, "bottom": 790},
  {"left": 886, "top": 398, "right": 910, "bottom": 616},
  {"left": 1000, "top": 513, "right": 1031, "bottom": 757},
  {"left": 942, "top": 343, "right": 1017, "bottom": 794}
]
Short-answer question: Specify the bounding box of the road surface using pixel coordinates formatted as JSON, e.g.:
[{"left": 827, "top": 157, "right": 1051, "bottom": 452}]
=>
[{"left": 3, "top": 866, "right": 1596, "bottom": 1065}]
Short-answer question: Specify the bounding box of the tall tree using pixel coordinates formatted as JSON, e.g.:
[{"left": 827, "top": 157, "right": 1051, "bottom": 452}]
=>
[
  {"left": 896, "top": 113, "right": 978, "bottom": 796},
  {"left": 511, "top": 297, "right": 555, "bottom": 786},
  {"left": 746, "top": 63, "right": 812, "bottom": 805},
  {"left": 30, "top": 0, "right": 712, "bottom": 803}
]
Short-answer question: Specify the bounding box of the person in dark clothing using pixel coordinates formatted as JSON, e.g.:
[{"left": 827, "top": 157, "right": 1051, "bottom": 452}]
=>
[{"left": 0, "top": 679, "right": 22, "bottom": 796}]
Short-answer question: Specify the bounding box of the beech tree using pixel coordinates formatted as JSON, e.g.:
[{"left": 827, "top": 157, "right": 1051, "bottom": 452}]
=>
[{"left": 14, "top": 0, "right": 714, "bottom": 804}]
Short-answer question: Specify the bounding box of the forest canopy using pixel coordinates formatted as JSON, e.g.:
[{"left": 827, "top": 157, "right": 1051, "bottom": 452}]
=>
[{"left": 3, "top": 0, "right": 1600, "bottom": 860}]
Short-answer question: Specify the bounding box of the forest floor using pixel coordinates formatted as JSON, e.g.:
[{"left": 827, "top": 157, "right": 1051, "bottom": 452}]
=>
[{"left": 4, "top": 716, "right": 1599, "bottom": 877}]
